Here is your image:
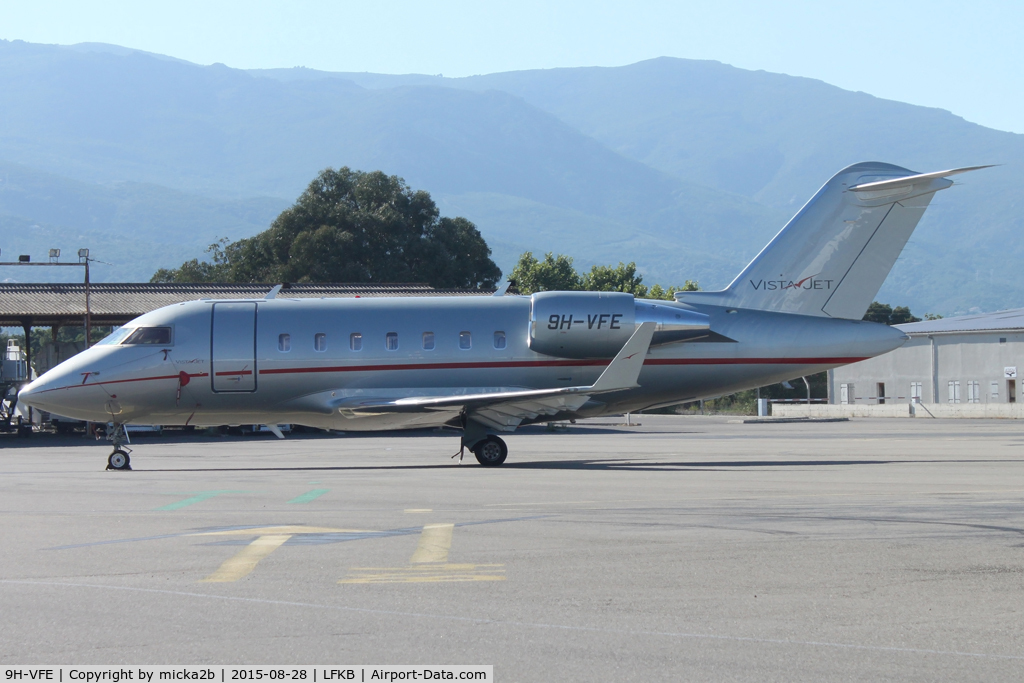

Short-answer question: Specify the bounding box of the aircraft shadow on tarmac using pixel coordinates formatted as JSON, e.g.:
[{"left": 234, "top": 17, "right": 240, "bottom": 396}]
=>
[
  {"left": 0, "top": 424, "right": 657, "bottom": 449},
  {"left": 140, "top": 458, "right": 908, "bottom": 473}
]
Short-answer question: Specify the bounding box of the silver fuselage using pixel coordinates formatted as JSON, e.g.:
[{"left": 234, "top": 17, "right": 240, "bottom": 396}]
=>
[{"left": 19, "top": 294, "right": 906, "bottom": 429}]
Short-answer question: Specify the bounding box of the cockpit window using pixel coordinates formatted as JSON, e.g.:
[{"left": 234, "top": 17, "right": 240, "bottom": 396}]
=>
[
  {"left": 122, "top": 327, "right": 173, "bottom": 345},
  {"left": 96, "top": 327, "right": 133, "bottom": 346}
]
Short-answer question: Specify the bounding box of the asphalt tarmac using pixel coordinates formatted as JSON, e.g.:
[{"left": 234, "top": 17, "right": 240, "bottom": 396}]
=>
[{"left": 1, "top": 416, "right": 1022, "bottom": 681}]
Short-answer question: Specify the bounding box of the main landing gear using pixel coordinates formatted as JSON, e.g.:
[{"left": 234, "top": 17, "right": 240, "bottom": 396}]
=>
[
  {"left": 472, "top": 435, "right": 508, "bottom": 467},
  {"left": 105, "top": 423, "right": 132, "bottom": 471}
]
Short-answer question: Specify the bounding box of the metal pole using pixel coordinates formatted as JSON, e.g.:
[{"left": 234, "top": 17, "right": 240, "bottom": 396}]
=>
[
  {"left": 802, "top": 376, "right": 811, "bottom": 404},
  {"left": 84, "top": 259, "right": 92, "bottom": 348}
]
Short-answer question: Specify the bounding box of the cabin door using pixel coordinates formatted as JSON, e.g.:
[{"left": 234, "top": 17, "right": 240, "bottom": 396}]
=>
[{"left": 211, "top": 302, "right": 257, "bottom": 392}]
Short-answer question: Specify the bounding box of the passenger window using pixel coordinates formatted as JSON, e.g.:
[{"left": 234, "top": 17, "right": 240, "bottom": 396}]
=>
[
  {"left": 422, "top": 332, "right": 435, "bottom": 350},
  {"left": 386, "top": 332, "right": 399, "bottom": 351},
  {"left": 122, "top": 327, "right": 172, "bottom": 345},
  {"left": 350, "top": 333, "right": 362, "bottom": 351},
  {"left": 459, "top": 331, "right": 472, "bottom": 350},
  {"left": 493, "top": 331, "right": 506, "bottom": 349},
  {"left": 278, "top": 333, "right": 291, "bottom": 352},
  {"left": 314, "top": 333, "right": 327, "bottom": 352}
]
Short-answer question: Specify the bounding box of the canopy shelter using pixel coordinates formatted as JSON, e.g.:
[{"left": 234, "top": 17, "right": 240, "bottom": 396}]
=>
[{"left": 0, "top": 282, "right": 480, "bottom": 374}]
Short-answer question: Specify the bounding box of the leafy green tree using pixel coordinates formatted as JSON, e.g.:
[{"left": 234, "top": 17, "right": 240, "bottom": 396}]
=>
[
  {"left": 508, "top": 252, "right": 583, "bottom": 294},
  {"left": 648, "top": 281, "right": 700, "bottom": 300},
  {"left": 509, "top": 251, "right": 700, "bottom": 299},
  {"left": 151, "top": 239, "right": 231, "bottom": 283},
  {"left": 863, "top": 301, "right": 922, "bottom": 325},
  {"left": 152, "top": 168, "right": 501, "bottom": 289},
  {"left": 581, "top": 261, "right": 648, "bottom": 296}
]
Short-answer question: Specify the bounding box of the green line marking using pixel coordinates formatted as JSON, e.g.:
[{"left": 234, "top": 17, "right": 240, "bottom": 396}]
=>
[
  {"left": 288, "top": 489, "right": 330, "bottom": 504},
  {"left": 155, "top": 490, "right": 236, "bottom": 511}
]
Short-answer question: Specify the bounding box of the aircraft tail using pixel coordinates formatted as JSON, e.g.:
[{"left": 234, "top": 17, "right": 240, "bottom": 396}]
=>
[{"left": 675, "top": 162, "right": 991, "bottom": 319}]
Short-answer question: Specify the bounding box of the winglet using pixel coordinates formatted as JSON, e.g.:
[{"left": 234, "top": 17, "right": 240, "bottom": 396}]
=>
[
  {"left": 265, "top": 284, "right": 283, "bottom": 300},
  {"left": 492, "top": 279, "right": 514, "bottom": 296},
  {"left": 590, "top": 322, "right": 656, "bottom": 392}
]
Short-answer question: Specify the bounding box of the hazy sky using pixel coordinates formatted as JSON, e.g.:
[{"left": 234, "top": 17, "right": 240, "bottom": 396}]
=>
[{"left": 2, "top": 0, "right": 1022, "bottom": 133}]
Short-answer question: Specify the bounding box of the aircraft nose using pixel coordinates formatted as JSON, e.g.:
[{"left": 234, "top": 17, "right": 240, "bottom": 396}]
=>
[
  {"left": 17, "top": 380, "right": 39, "bottom": 401},
  {"left": 16, "top": 363, "right": 105, "bottom": 420}
]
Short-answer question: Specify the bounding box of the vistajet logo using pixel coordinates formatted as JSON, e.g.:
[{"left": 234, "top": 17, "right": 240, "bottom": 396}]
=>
[{"left": 750, "top": 275, "right": 834, "bottom": 291}]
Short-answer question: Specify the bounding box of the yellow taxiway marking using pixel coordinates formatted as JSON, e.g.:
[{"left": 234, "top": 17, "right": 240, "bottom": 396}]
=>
[
  {"left": 194, "top": 525, "right": 374, "bottom": 583},
  {"left": 410, "top": 523, "right": 454, "bottom": 564},
  {"left": 404, "top": 508, "right": 433, "bottom": 513},
  {"left": 192, "top": 525, "right": 371, "bottom": 537},
  {"left": 201, "top": 534, "right": 291, "bottom": 583},
  {"left": 340, "top": 564, "right": 505, "bottom": 584},
  {"left": 340, "top": 523, "right": 505, "bottom": 584}
]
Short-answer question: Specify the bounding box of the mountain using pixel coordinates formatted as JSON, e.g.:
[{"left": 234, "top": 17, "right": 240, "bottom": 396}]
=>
[
  {"left": 2, "top": 39, "right": 1021, "bottom": 315},
  {"left": 0, "top": 161, "right": 286, "bottom": 282}
]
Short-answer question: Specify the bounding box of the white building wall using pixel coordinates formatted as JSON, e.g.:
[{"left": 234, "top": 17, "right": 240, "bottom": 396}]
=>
[{"left": 832, "top": 332, "right": 1024, "bottom": 405}]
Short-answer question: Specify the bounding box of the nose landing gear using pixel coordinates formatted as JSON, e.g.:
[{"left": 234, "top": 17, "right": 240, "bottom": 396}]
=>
[{"left": 105, "top": 423, "right": 132, "bottom": 471}]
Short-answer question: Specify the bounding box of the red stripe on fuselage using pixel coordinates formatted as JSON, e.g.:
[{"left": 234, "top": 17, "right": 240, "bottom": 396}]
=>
[
  {"left": 32, "top": 357, "right": 867, "bottom": 394},
  {"left": 32, "top": 372, "right": 210, "bottom": 393},
  {"left": 259, "top": 357, "right": 868, "bottom": 375}
]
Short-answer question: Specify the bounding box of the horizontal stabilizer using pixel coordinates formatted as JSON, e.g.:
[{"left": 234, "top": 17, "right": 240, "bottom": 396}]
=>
[{"left": 848, "top": 165, "right": 996, "bottom": 193}]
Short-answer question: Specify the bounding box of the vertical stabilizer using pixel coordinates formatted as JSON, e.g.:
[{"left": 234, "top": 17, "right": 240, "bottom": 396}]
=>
[{"left": 675, "top": 163, "right": 990, "bottom": 319}]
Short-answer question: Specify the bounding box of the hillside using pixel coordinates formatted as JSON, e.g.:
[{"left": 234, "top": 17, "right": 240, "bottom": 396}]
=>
[{"left": 1, "top": 40, "right": 1020, "bottom": 314}]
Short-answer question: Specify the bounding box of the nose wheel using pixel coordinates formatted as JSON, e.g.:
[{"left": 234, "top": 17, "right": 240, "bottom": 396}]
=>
[
  {"left": 107, "top": 449, "right": 131, "bottom": 470},
  {"left": 105, "top": 423, "right": 133, "bottom": 471}
]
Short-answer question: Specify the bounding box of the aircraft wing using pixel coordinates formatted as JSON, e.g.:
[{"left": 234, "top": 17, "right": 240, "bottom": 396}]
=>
[{"left": 334, "top": 322, "right": 656, "bottom": 431}]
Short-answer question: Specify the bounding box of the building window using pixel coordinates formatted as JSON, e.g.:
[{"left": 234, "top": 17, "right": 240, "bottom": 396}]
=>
[
  {"left": 1000, "top": 337, "right": 1007, "bottom": 344},
  {"left": 386, "top": 332, "right": 399, "bottom": 351},
  {"left": 910, "top": 382, "right": 922, "bottom": 404},
  {"left": 991, "top": 381, "right": 999, "bottom": 400},
  {"left": 493, "top": 331, "right": 506, "bottom": 349},
  {"left": 876, "top": 382, "right": 886, "bottom": 405},
  {"left": 314, "top": 333, "right": 327, "bottom": 352},
  {"left": 350, "top": 333, "right": 362, "bottom": 351},
  {"left": 948, "top": 380, "right": 961, "bottom": 404},
  {"left": 459, "top": 331, "right": 472, "bottom": 349},
  {"left": 422, "top": 332, "right": 434, "bottom": 350},
  {"left": 967, "top": 381, "right": 980, "bottom": 403},
  {"left": 278, "top": 333, "right": 291, "bottom": 352},
  {"left": 840, "top": 383, "right": 852, "bottom": 405}
]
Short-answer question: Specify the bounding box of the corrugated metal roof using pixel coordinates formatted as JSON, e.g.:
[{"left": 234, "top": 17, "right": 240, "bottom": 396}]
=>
[
  {"left": 897, "top": 307, "right": 1024, "bottom": 335},
  {"left": 0, "top": 283, "right": 488, "bottom": 327}
]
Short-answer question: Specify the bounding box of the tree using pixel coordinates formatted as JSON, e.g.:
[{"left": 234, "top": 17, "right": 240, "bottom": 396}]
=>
[
  {"left": 152, "top": 168, "right": 501, "bottom": 289},
  {"left": 648, "top": 281, "right": 700, "bottom": 301},
  {"left": 508, "top": 252, "right": 582, "bottom": 294},
  {"left": 581, "top": 261, "right": 648, "bottom": 296},
  {"left": 509, "top": 251, "right": 699, "bottom": 299},
  {"left": 863, "top": 301, "right": 922, "bottom": 325}
]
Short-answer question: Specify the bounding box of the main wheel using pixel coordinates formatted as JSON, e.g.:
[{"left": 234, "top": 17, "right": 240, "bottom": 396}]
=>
[
  {"left": 473, "top": 435, "right": 508, "bottom": 467},
  {"left": 107, "top": 449, "right": 131, "bottom": 470}
]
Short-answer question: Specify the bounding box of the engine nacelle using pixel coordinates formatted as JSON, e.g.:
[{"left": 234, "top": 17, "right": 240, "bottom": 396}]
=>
[
  {"left": 529, "top": 291, "right": 712, "bottom": 358},
  {"left": 530, "top": 291, "right": 635, "bottom": 359}
]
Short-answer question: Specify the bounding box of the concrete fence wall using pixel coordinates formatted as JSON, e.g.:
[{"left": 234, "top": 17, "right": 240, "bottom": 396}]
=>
[
  {"left": 773, "top": 403, "right": 1024, "bottom": 419},
  {"left": 773, "top": 404, "right": 911, "bottom": 418}
]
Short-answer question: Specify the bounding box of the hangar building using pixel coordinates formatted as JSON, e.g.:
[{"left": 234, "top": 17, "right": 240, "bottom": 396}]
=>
[{"left": 829, "top": 308, "right": 1024, "bottom": 408}]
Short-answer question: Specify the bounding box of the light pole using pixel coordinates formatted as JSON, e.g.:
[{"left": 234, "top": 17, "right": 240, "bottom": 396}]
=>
[{"left": 0, "top": 247, "right": 93, "bottom": 358}]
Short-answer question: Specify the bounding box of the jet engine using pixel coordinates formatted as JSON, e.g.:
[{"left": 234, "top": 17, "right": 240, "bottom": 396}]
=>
[{"left": 529, "top": 291, "right": 710, "bottom": 359}]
